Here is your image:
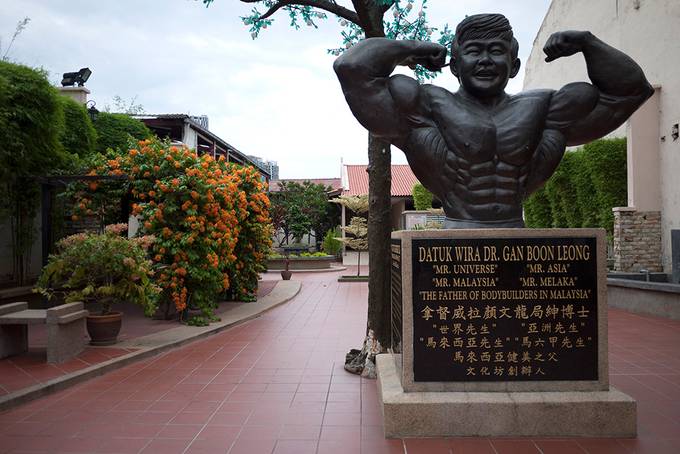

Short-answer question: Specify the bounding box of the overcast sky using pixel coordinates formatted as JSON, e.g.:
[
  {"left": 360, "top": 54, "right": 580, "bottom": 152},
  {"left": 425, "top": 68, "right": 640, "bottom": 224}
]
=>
[{"left": 1, "top": 0, "right": 552, "bottom": 179}]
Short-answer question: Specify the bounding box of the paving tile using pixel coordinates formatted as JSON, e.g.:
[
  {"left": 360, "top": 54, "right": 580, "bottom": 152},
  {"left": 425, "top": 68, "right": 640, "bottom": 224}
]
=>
[
  {"left": 95, "top": 437, "right": 152, "bottom": 453},
  {"left": 317, "top": 439, "right": 361, "bottom": 454},
  {"left": 139, "top": 438, "right": 190, "bottom": 454},
  {"left": 272, "top": 440, "right": 317, "bottom": 454},
  {"left": 491, "top": 439, "right": 541, "bottom": 454},
  {"left": 576, "top": 439, "right": 629, "bottom": 454},
  {"left": 404, "top": 438, "right": 451, "bottom": 453},
  {"left": 322, "top": 411, "right": 362, "bottom": 426},
  {"left": 278, "top": 424, "right": 321, "bottom": 440},
  {"left": 619, "top": 437, "right": 680, "bottom": 454},
  {"left": 361, "top": 438, "right": 404, "bottom": 454},
  {"left": 2, "top": 276, "right": 680, "bottom": 454},
  {"left": 448, "top": 438, "right": 496, "bottom": 454},
  {"left": 533, "top": 439, "right": 587, "bottom": 454},
  {"left": 227, "top": 437, "right": 276, "bottom": 454}
]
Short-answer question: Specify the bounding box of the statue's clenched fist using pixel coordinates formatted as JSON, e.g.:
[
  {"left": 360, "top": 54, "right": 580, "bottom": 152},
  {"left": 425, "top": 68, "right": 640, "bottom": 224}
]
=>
[{"left": 544, "top": 30, "right": 592, "bottom": 62}]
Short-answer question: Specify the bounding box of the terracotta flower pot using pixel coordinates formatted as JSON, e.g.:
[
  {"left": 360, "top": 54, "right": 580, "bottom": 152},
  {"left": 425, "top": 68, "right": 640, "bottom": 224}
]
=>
[{"left": 86, "top": 311, "right": 123, "bottom": 346}]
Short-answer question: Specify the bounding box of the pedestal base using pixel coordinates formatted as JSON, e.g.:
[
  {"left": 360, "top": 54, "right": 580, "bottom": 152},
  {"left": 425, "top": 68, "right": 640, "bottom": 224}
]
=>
[{"left": 377, "top": 354, "right": 636, "bottom": 438}]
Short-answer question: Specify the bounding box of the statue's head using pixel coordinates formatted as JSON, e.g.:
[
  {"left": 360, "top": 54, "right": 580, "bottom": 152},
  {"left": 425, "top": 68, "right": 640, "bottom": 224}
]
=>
[{"left": 450, "top": 14, "right": 521, "bottom": 98}]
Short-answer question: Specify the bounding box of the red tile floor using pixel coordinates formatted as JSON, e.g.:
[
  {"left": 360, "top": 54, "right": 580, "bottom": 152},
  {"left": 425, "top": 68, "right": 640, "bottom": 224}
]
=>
[
  {"left": 0, "top": 269, "right": 679, "bottom": 453},
  {"left": 0, "top": 281, "right": 277, "bottom": 398}
]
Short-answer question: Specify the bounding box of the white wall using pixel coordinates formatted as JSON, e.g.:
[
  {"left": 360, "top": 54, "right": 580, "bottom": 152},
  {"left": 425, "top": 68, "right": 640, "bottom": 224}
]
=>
[{"left": 523, "top": 0, "right": 680, "bottom": 272}]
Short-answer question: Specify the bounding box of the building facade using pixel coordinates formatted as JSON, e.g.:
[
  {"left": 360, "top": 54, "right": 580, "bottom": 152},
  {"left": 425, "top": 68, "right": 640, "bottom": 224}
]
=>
[{"left": 523, "top": 0, "right": 680, "bottom": 272}]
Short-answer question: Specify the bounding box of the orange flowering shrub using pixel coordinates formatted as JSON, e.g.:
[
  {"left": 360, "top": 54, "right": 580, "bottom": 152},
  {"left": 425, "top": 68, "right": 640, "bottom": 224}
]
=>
[{"left": 74, "top": 138, "right": 271, "bottom": 320}]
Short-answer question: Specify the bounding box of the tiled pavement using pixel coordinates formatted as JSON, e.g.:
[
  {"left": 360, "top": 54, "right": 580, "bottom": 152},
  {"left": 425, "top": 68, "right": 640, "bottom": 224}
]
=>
[
  {"left": 0, "top": 282, "right": 277, "bottom": 398},
  {"left": 0, "top": 269, "right": 679, "bottom": 453}
]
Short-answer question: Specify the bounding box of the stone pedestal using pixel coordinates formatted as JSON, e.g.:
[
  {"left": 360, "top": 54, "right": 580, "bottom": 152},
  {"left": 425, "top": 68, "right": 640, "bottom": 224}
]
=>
[
  {"left": 382, "top": 228, "right": 636, "bottom": 437},
  {"left": 57, "top": 86, "right": 90, "bottom": 104},
  {"left": 377, "top": 354, "right": 636, "bottom": 437}
]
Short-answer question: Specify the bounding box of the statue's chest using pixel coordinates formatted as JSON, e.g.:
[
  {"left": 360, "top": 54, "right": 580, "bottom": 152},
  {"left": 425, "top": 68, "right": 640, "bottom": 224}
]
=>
[{"left": 431, "top": 100, "right": 545, "bottom": 166}]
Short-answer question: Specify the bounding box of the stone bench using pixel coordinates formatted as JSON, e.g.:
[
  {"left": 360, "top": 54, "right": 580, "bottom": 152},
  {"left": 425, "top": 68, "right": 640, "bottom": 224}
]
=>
[{"left": 0, "top": 302, "right": 88, "bottom": 364}]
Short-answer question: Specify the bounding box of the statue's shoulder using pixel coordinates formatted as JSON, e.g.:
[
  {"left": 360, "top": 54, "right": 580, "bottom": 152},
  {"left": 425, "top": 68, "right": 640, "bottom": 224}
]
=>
[
  {"left": 418, "top": 84, "right": 458, "bottom": 109},
  {"left": 511, "top": 89, "right": 554, "bottom": 103}
]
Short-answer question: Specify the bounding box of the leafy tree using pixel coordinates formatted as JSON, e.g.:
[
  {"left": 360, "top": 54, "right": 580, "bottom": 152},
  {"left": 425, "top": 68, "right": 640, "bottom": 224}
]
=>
[
  {"left": 0, "top": 60, "right": 70, "bottom": 284},
  {"left": 57, "top": 95, "right": 98, "bottom": 161},
  {"left": 270, "top": 180, "right": 334, "bottom": 245},
  {"left": 93, "top": 112, "right": 152, "bottom": 154},
  {"left": 332, "top": 194, "right": 369, "bottom": 276},
  {"left": 201, "top": 0, "right": 453, "bottom": 375},
  {"left": 412, "top": 182, "right": 433, "bottom": 210},
  {"left": 322, "top": 227, "right": 342, "bottom": 256}
]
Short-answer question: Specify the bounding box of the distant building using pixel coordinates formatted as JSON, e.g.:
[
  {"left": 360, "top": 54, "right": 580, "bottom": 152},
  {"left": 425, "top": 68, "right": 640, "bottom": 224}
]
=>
[
  {"left": 342, "top": 164, "right": 421, "bottom": 229},
  {"left": 269, "top": 178, "right": 342, "bottom": 195},
  {"left": 523, "top": 0, "right": 679, "bottom": 273},
  {"left": 248, "top": 156, "right": 279, "bottom": 180},
  {"left": 134, "top": 114, "right": 271, "bottom": 182}
]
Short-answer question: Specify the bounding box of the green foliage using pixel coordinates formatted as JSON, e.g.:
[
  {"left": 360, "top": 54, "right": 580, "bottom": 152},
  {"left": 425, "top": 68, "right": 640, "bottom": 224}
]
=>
[
  {"left": 36, "top": 231, "right": 160, "bottom": 316},
  {"left": 93, "top": 112, "right": 151, "bottom": 153},
  {"left": 322, "top": 227, "right": 342, "bottom": 256},
  {"left": 331, "top": 194, "right": 369, "bottom": 214},
  {"left": 204, "top": 0, "right": 453, "bottom": 82},
  {"left": 0, "top": 60, "right": 70, "bottom": 283},
  {"left": 523, "top": 138, "right": 627, "bottom": 234},
  {"left": 523, "top": 187, "right": 552, "bottom": 228},
  {"left": 412, "top": 183, "right": 433, "bottom": 210},
  {"left": 57, "top": 95, "right": 97, "bottom": 161},
  {"left": 0, "top": 60, "right": 67, "bottom": 183},
  {"left": 571, "top": 151, "right": 598, "bottom": 228},
  {"left": 270, "top": 180, "right": 334, "bottom": 244},
  {"left": 583, "top": 138, "right": 627, "bottom": 232}
]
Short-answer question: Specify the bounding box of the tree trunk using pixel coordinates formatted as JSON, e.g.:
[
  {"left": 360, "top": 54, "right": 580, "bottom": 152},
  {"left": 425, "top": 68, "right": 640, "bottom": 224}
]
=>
[{"left": 366, "top": 133, "right": 392, "bottom": 349}]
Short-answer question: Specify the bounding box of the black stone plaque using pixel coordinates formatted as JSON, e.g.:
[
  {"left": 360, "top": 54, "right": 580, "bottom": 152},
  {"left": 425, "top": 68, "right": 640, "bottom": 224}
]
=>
[
  {"left": 391, "top": 239, "right": 403, "bottom": 355},
  {"left": 412, "top": 237, "right": 598, "bottom": 382}
]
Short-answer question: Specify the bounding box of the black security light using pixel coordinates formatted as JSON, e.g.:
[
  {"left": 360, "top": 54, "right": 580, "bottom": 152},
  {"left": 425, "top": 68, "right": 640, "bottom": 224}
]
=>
[{"left": 61, "top": 67, "right": 92, "bottom": 87}]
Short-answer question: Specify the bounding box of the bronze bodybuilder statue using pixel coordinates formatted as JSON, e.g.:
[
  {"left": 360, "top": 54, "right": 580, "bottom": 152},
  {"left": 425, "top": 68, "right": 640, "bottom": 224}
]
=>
[{"left": 334, "top": 14, "right": 653, "bottom": 228}]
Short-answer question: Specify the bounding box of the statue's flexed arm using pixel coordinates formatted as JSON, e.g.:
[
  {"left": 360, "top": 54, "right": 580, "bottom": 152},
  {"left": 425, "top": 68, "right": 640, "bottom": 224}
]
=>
[
  {"left": 544, "top": 31, "right": 654, "bottom": 145},
  {"left": 333, "top": 38, "right": 446, "bottom": 140}
]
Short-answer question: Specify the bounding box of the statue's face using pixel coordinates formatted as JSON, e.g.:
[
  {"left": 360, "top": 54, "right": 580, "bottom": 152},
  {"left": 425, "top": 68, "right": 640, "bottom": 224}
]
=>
[{"left": 453, "top": 38, "right": 519, "bottom": 98}]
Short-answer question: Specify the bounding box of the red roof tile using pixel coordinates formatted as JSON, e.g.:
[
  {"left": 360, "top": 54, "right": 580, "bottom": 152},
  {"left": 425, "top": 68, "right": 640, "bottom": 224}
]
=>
[{"left": 343, "top": 164, "right": 419, "bottom": 197}]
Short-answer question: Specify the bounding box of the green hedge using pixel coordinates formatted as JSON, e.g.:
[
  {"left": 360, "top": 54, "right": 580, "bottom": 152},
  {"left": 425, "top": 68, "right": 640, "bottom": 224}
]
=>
[
  {"left": 0, "top": 61, "right": 72, "bottom": 283},
  {"left": 0, "top": 61, "right": 68, "bottom": 182},
  {"left": 93, "top": 112, "right": 151, "bottom": 153},
  {"left": 57, "top": 95, "right": 97, "bottom": 160},
  {"left": 524, "top": 138, "right": 627, "bottom": 235},
  {"left": 412, "top": 183, "right": 434, "bottom": 210}
]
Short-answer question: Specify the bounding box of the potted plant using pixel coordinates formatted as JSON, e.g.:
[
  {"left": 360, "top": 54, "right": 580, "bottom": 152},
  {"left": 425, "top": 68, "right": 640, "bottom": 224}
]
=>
[{"left": 36, "top": 227, "right": 159, "bottom": 345}]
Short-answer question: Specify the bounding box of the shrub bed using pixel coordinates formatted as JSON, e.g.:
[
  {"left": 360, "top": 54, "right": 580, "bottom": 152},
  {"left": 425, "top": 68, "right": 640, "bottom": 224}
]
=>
[{"left": 71, "top": 138, "right": 271, "bottom": 323}]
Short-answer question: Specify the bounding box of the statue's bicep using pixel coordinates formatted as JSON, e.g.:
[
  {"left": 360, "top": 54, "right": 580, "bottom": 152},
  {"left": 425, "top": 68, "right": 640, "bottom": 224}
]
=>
[
  {"left": 388, "top": 75, "right": 422, "bottom": 114},
  {"left": 545, "top": 82, "right": 599, "bottom": 131}
]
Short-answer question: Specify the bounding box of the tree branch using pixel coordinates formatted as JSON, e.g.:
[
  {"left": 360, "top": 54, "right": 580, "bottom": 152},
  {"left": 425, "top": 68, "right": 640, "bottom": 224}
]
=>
[
  {"left": 240, "top": 0, "right": 360, "bottom": 25},
  {"left": 351, "top": 0, "right": 392, "bottom": 37}
]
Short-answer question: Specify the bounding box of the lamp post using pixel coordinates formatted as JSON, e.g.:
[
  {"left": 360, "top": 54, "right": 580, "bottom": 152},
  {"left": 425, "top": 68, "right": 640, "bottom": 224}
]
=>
[{"left": 86, "top": 100, "right": 99, "bottom": 122}]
